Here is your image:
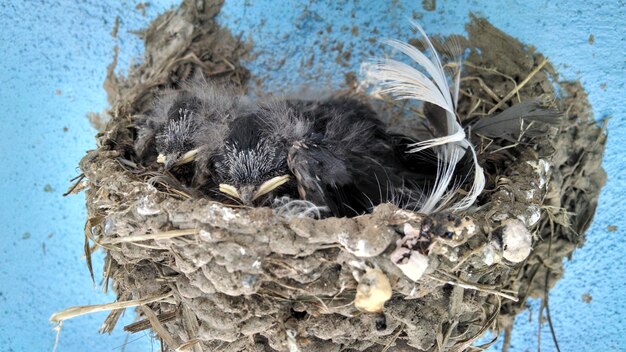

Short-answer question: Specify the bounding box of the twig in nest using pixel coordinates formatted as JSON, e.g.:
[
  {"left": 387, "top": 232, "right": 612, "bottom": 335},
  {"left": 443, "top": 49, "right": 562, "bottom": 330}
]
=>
[
  {"left": 174, "top": 52, "right": 213, "bottom": 73},
  {"left": 428, "top": 271, "right": 519, "bottom": 301},
  {"left": 460, "top": 89, "right": 497, "bottom": 108},
  {"left": 488, "top": 120, "right": 534, "bottom": 155},
  {"left": 103, "top": 254, "right": 113, "bottom": 294},
  {"left": 84, "top": 222, "right": 96, "bottom": 287},
  {"left": 84, "top": 215, "right": 119, "bottom": 251},
  {"left": 381, "top": 324, "right": 405, "bottom": 352},
  {"left": 459, "top": 299, "right": 501, "bottom": 351},
  {"left": 461, "top": 76, "right": 502, "bottom": 103},
  {"left": 63, "top": 173, "right": 87, "bottom": 196},
  {"left": 487, "top": 59, "right": 548, "bottom": 115},
  {"left": 465, "top": 98, "right": 484, "bottom": 121},
  {"left": 176, "top": 339, "right": 201, "bottom": 351},
  {"left": 502, "top": 324, "right": 513, "bottom": 352},
  {"left": 140, "top": 305, "right": 179, "bottom": 349},
  {"left": 102, "top": 228, "right": 200, "bottom": 245},
  {"left": 145, "top": 172, "right": 194, "bottom": 200},
  {"left": 542, "top": 268, "right": 561, "bottom": 352},
  {"left": 537, "top": 213, "right": 561, "bottom": 352},
  {"left": 463, "top": 61, "right": 522, "bottom": 103},
  {"left": 134, "top": 241, "right": 168, "bottom": 250},
  {"left": 220, "top": 58, "right": 237, "bottom": 71},
  {"left": 437, "top": 320, "right": 459, "bottom": 352},
  {"left": 475, "top": 133, "right": 496, "bottom": 154},
  {"left": 450, "top": 245, "right": 488, "bottom": 272},
  {"left": 99, "top": 292, "right": 131, "bottom": 334},
  {"left": 83, "top": 215, "right": 114, "bottom": 287},
  {"left": 116, "top": 157, "right": 139, "bottom": 170},
  {"left": 49, "top": 291, "right": 173, "bottom": 323},
  {"left": 517, "top": 262, "right": 541, "bottom": 308}
]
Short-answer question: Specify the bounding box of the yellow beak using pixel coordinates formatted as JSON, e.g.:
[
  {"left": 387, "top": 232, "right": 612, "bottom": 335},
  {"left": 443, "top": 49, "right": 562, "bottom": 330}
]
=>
[
  {"left": 253, "top": 175, "right": 291, "bottom": 200},
  {"left": 175, "top": 149, "right": 199, "bottom": 166},
  {"left": 218, "top": 184, "right": 241, "bottom": 200},
  {"left": 156, "top": 148, "right": 199, "bottom": 167}
]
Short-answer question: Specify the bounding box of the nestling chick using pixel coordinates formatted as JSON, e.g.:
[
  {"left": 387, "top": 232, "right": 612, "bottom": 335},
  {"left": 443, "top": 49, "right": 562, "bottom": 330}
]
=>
[
  {"left": 154, "top": 90, "right": 203, "bottom": 169},
  {"left": 134, "top": 81, "right": 243, "bottom": 170},
  {"left": 209, "top": 109, "right": 295, "bottom": 205},
  {"left": 204, "top": 98, "right": 429, "bottom": 216}
]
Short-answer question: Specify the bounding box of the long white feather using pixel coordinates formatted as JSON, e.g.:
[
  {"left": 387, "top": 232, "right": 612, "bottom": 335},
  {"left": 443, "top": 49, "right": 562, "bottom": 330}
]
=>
[
  {"left": 369, "top": 60, "right": 451, "bottom": 110},
  {"left": 362, "top": 22, "right": 485, "bottom": 214}
]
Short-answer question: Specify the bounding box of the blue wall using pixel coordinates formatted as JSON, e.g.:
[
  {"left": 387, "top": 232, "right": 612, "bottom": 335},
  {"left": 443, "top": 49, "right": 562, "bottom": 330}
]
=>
[{"left": 0, "top": 1, "right": 623, "bottom": 351}]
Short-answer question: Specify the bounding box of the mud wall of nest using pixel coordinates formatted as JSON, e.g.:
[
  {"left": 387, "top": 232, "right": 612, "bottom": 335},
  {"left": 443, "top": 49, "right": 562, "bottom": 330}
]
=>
[{"left": 66, "top": 1, "right": 606, "bottom": 351}]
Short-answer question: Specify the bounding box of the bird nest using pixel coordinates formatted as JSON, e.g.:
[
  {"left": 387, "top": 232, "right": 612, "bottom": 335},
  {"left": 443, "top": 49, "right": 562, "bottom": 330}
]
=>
[{"left": 53, "top": 2, "right": 606, "bottom": 351}]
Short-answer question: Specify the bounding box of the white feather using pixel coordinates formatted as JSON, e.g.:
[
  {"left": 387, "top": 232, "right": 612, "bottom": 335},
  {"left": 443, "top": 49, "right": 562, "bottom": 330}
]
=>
[
  {"left": 368, "top": 60, "right": 450, "bottom": 111},
  {"left": 272, "top": 196, "right": 328, "bottom": 219},
  {"left": 362, "top": 22, "right": 485, "bottom": 213},
  {"left": 385, "top": 39, "right": 454, "bottom": 113}
]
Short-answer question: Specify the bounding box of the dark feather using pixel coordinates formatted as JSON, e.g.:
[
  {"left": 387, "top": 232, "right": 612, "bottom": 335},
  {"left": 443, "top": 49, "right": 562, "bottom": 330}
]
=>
[
  {"left": 471, "top": 98, "right": 561, "bottom": 141},
  {"left": 423, "top": 102, "right": 450, "bottom": 137}
]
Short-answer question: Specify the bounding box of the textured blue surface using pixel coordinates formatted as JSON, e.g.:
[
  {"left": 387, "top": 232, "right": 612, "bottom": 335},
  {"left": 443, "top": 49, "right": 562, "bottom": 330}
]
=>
[{"left": 0, "top": 1, "right": 624, "bottom": 351}]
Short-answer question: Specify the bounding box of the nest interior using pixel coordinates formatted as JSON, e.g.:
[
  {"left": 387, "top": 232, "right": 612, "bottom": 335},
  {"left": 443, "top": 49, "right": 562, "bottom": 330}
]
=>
[{"left": 64, "top": 1, "right": 606, "bottom": 351}]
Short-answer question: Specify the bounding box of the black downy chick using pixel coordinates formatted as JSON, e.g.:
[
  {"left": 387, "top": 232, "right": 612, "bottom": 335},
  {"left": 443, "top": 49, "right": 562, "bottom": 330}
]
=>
[
  {"left": 209, "top": 110, "right": 295, "bottom": 205},
  {"left": 154, "top": 90, "right": 203, "bottom": 169},
  {"left": 134, "top": 89, "right": 199, "bottom": 168},
  {"left": 134, "top": 81, "right": 244, "bottom": 171},
  {"left": 206, "top": 98, "right": 429, "bottom": 217}
]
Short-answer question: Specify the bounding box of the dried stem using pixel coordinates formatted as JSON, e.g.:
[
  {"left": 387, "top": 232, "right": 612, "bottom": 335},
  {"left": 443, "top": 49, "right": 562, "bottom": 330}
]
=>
[
  {"left": 487, "top": 59, "right": 548, "bottom": 114},
  {"left": 103, "top": 228, "right": 200, "bottom": 245},
  {"left": 428, "top": 271, "right": 519, "bottom": 302},
  {"left": 49, "top": 292, "right": 172, "bottom": 323}
]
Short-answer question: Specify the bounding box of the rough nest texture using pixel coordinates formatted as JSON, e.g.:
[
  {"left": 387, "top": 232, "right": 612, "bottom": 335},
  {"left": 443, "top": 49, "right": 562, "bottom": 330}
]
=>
[{"left": 75, "top": 2, "right": 606, "bottom": 351}]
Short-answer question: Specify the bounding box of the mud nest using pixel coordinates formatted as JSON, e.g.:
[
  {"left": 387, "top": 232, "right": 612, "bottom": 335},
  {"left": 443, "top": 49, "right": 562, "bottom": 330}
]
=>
[{"left": 59, "top": 2, "right": 606, "bottom": 351}]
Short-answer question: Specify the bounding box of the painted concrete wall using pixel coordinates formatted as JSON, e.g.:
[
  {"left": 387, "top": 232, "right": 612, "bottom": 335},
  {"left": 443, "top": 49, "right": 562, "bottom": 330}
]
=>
[{"left": 0, "top": 1, "right": 623, "bottom": 351}]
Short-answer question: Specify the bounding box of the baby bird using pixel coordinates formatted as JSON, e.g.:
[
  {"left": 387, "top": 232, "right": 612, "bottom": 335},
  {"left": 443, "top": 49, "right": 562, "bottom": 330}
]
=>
[
  {"left": 204, "top": 98, "right": 429, "bottom": 216},
  {"left": 134, "top": 81, "right": 243, "bottom": 170},
  {"left": 209, "top": 109, "right": 295, "bottom": 205},
  {"left": 154, "top": 90, "right": 203, "bottom": 169}
]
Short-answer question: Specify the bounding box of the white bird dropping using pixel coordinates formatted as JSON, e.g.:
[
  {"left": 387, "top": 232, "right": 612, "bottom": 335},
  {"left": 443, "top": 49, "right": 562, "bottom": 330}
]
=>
[{"left": 501, "top": 219, "right": 532, "bottom": 263}]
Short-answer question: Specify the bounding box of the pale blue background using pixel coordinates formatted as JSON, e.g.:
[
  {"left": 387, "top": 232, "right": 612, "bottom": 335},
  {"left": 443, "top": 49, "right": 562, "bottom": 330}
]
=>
[{"left": 0, "top": 1, "right": 624, "bottom": 351}]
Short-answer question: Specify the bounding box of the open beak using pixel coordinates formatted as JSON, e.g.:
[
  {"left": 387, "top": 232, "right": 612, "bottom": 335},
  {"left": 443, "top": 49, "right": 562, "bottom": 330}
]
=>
[{"left": 253, "top": 175, "right": 291, "bottom": 200}]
